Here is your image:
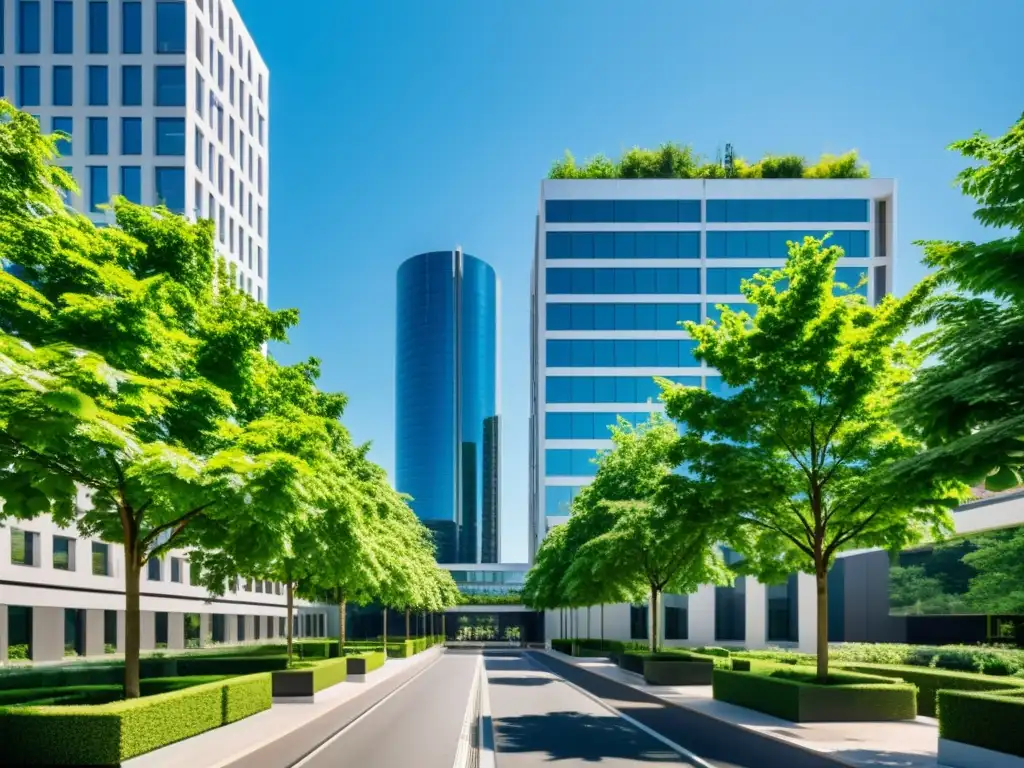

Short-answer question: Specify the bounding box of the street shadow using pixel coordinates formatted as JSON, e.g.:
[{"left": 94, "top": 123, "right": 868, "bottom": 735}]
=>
[
  {"left": 487, "top": 676, "right": 553, "bottom": 687},
  {"left": 831, "top": 748, "right": 935, "bottom": 767},
  {"left": 484, "top": 656, "right": 531, "bottom": 672},
  {"left": 493, "top": 711, "right": 684, "bottom": 763}
]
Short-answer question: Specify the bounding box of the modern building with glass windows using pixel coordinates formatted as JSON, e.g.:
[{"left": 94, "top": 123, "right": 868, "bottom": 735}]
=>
[
  {"left": 396, "top": 249, "right": 501, "bottom": 564},
  {"left": 1, "top": 0, "right": 268, "bottom": 302},
  {"left": 530, "top": 177, "right": 896, "bottom": 650}
]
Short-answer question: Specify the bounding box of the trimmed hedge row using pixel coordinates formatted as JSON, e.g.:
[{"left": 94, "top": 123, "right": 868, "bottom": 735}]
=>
[
  {"left": 939, "top": 689, "right": 1024, "bottom": 758},
  {"left": 0, "top": 673, "right": 272, "bottom": 766},
  {"left": 837, "top": 662, "right": 1024, "bottom": 717},
  {"left": 0, "top": 676, "right": 232, "bottom": 707},
  {"left": 712, "top": 667, "right": 917, "bottom": 722}
]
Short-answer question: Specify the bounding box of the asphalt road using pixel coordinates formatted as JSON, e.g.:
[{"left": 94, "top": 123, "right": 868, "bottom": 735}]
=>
[
  {"left": 485, "top": 651, "right": 704, "bottom": 766},
  {"left": 297, "top": 651, "right": 478, "bottom": 768}
]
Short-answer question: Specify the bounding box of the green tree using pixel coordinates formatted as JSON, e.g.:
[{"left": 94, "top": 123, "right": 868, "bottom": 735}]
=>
[
  {"left": 896, "top": 113, "right": 1024, "bottom": 492},
  {"left": 0, "top": 106, "right": 327, "bottom": 696},
  {"left": 962, "top": 528, "right": 1024, "bottom": 614},
  {"left": 661, "top": 235, "right": 967, "bottom": 679}
]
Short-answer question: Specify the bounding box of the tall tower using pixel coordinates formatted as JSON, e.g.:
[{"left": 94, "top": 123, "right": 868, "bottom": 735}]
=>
[
  {"left": 3, "top": 0, "right": 270, "bottom": 303},
  {"left": 396, "top": 249, "right": 501, "bottom": 563}
]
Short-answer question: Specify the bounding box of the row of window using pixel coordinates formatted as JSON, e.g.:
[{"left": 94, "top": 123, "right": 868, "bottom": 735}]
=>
[
  {"left": 198, "top": 0, "right": 266, "bottom": 105},
  {"left": 545, "top": 267, "right": 868, "bottom": 296},
  {"left": 10, "top": 64, "right": 185, "bottom": 108},
  {"left": 196, "top": 50, "right": 266, "bottom": 147},
  {"left": 547, "top": 339, "right": 698, "bottom": 368},
  {"left": 546, "top": 411, "right": 659, "bottom": 440},
  {"left": 545, "top": 375, "right": 699, "bottom": 404},
  {"left": 547, "top": 302, "right": 701, "bottom": 331},
  {"left": 546, "top": 199, "right": 702, "bottom": 224},
  {"left": 51, "top": 116, "right": 185, "bottom": 157},
  {"left": 546, "top": 231, "right": 701, "bottom": 260},
  {"left": 75, "top": 164, "right": 184, "bottom": 213},
  {"left": 8, "top": 0, "right": 184, "bottom": 56},
  {"left": 706, "top": 230, "right": 869, "bottom": 259},
  {"left": 706, "top": 199, "right": 869, "bottom": 223},
  {"left": 546, "top": 449, "right": 602, "bottom": 477}
]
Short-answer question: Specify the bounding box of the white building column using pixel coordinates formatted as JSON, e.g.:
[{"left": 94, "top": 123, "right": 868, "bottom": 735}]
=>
[
  {"left": 85, "top": 609, "right": 105, "bottom": 657},
  {"left": 244, "top": 615, "right": 254, "bottom": 643},
  {"left": 32, "top": 607, "right": 64, "bottom": 662},
  {"left": 116, "top": 610, "right": 126, "bottom": 653},
  {"left": 797, "top": 572, "right": 818, "bottom": 654},
  {"left": 140, "top": 611, "right": 155, "bottom": 650},
  {"left": 225, "top": 614, "right": 238, "bottom": 644},
  {"left": 168, "top": 613, "right": 185, "bottom": 650},
  {"left": 687, "top": 585, "right": 716, "bottom": 645},
  {"left": 744, "top": 579, "right": 767, "bottom": 649}
]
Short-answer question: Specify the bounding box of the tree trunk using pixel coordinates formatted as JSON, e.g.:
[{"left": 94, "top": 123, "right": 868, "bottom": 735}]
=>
[
  {"left": 338, "top": 595, "right": 347, "bottom": 657},
  {"left": 405, "top": 608, "right": 411, "bottom": 641},
  {"left": 441, "top": 614, "right": 446, "bottom": 639},
  {"left": 601, "top": 603, "right": 605, "bottom": 650},
  {"left": 123, "top": 545, "right": 142, "bottom": 699},
  {"left": 816, "top": 569, "right": 829, "bottom": 681},
  {"left": 286, "top": 581, "right": 294, "bottom": 662},
  {"left": 650, "top": 588, "right": 659, "bottom": 653}
]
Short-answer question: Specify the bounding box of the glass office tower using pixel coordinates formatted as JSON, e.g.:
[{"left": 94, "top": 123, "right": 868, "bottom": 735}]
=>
[{"left": 396, "top": 249, "right": 501, "bottom": 563}]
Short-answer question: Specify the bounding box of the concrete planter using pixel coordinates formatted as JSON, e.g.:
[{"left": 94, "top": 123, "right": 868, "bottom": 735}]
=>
[
  {"left": 271, "top": 669, "right": 315, "bottom": 700},
  {"left": 939, "top": 739, "right": 1024, "bottom": 768},
  {"left": 643, "top": 658, "right": 714, "bottom": 686}
]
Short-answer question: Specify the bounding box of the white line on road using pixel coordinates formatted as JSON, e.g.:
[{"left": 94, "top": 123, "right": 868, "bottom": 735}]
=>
[
  {"left": 478, "top": 657, "right": 496, "bottom": 768},
  {"left": 451, "top": 654, "right": 483, "bottom": 768},
  {"left": 525, "top": 652, "right": 717, "bottom": 768}
]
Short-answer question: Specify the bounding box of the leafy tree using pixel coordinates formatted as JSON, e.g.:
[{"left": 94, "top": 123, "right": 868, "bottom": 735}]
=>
[
  {"left": 962, "top": 527, "right": 1024, "bottom": 614},
  {"left": 661, "top": 235, "right": 967, "bottom": 679},
  {"left": 896, "top": 113, "right": 1024, "bottom": 492},
  {"left": 0, "top": 106, "right": 327, "bottom": 696},
  {"left": 522, "top": 523, "right": 571, "bottom": 615}
]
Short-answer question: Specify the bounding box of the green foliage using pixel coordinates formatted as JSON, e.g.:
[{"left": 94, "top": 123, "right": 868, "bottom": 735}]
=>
[
  {"left": 938, "top": 689, "right": 1024, "bottom": 757},
  {"left": 896, "top": 113, "right": 1024, "bottom": 492},
  {"left": 457, "top": 591, "right": 523, "bottom": 605},
  {"left": 712, "top": 667, "right": 917, "bottom": 722},
  {"left": 661, "top": 234, "right": 968, "bottom": 677},
  {"left": 961, "top": 526, "right": 1024, "bottom": 613},
  {"left": 7, "top": 644, "right": 29, "bottom": 661},
  {"left": 0, "top": 673, "right": 271, "bottom": 765},
  {"left": 547, "top": 142, "right": 869, "bottom": 180}
]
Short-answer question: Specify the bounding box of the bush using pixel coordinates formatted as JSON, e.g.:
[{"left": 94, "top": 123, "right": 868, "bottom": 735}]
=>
[
  {"left": 712, "top": 667, "right": 917, "bottom": 722},
  {"left": 693, "top": 646, "right": 733, "bottom": 658},
  {"left": 939, "top": 689, "right": 1024, "bottom": 758},
  {"left": 7, "top": 644, "right": 29, "bottom": 661},
  {"left": 0, "top": 673, "right": 271, "bottom": 765},
  {"left": 830, "top": 643, "right": 1024, "bottom": 676},
  {"left": 837, "top": 663, "right": 1024, "bottom": 717},
  {"left": 0, "top": 676, "right": 232, "bottom": 708},
  {"left": 732, "top": 659, "right": 751, "bottom": 672}
]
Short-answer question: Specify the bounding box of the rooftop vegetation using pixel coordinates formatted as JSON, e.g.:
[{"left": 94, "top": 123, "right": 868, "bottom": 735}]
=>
[{"left": 548, "top": 143, "right": 870, "bottom": 180}]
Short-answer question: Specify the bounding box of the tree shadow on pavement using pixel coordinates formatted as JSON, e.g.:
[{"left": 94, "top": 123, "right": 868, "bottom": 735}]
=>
[
  {"left": 493, "top": 711, "right": 686, "bottom": 763},
  {"left": 487, "top": 676, "right": 554, "bottom": 686},
  {"left": 484, "top": 656, "right": 533, "bottom": 672}
]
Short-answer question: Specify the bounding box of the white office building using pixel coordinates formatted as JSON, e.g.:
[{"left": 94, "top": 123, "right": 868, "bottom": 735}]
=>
[
  {"left": 0, "top": 0, "right": 325, "bottom": 664},
  {"left": 529, "top": 177, "right": 896, "bottom": 650}
]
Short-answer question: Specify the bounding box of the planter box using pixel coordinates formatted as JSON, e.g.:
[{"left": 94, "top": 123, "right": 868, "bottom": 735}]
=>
[
  {"left": 618, "top": 653, "right": 646, "bottom": 675},
  {"left": 643, "top": 658, "right": 714, "bottom": 686},
  {"left": 271, "top": 669, "right": 316, "bottom": 700}
]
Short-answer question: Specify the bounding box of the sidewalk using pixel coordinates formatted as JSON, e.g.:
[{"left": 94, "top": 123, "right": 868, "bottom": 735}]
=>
[
  {"left": 543, "top": 650, "right": 943, "bottom": 768},
  {"left": 124, "top": 647, "right": 443, "bottom": 768}
]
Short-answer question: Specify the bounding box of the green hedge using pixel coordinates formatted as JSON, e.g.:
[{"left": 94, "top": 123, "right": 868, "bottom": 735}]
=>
[
  {"left": 356, "top": 651, "right": 386, "bottom": 674},
  {"left": 939, "top": 689, "right": 1024, "bottom": 758},
  {"left": 712, "top": 667, "right": 917, "bottom": 722},
  {"left": 0, "top": 673, "right": 271, "bottom": 766},
  {"left": 838, "top": 663, "right": 1024, "bottom": 717},
  {"left": 0, "top": 676, "right": 232, "bottom": 708},
  {"left": 303, "top": 658, "right": 348, "bottom": 693}
]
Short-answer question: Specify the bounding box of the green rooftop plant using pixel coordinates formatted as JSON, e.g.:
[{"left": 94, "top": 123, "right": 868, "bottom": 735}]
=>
[{"left": 548, "top": 142, "right": 869, "bottom": 180}]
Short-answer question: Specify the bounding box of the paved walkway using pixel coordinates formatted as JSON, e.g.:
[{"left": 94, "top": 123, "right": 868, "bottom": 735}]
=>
[
  {"left": 543, "top": 650, "right": 942, "bottom": 768},
  {"left": 124, "top": 647, "right": 443, "bottom": 768}
]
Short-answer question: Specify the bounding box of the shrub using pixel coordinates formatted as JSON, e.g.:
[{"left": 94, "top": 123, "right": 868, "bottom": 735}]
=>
[
  {"left": 358, "top": 651, "right": 386, "bottom": 674},
  {"left": 830, "top": 643, "right": 1024, "bottom": 676},
  {"left": 939, "top": 690, "right": 1024, "bottom": 758},
  {"left": 7, "top": 644, "right": 29, "bottom": 661},
  {"left": 712, "top": 667, "right": 916, "bottom": 722},
  {"left": 732, "top": 659, "right": 751, "bottom": 672},
  {"left": 0, "top": 673, "right": 271, "bottom": 765},
  {"left": 103, "top": 644, "right": 116, "bottom": 655},
  {"left": 693, "top": 646, "right": 732, "bottom": 658},
  {"left": 837, "top": 663, "right": 1024, "bottom": 717}
]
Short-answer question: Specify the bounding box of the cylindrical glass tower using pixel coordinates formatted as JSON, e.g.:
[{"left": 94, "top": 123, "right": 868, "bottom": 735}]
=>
[{"left": 396, "top": 249, "right": 500, "bottom": 564}]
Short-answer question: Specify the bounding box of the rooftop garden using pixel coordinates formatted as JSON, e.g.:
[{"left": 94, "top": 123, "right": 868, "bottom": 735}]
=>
[{"left": 548, "top": 142, "right": 870, "bottom": 180}]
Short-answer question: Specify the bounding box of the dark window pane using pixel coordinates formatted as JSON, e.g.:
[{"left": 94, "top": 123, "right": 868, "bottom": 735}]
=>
[
  {"left": 88, "top": 66, "right": 109, "bottom": 106},
  {"left": 121, "top": 117, "right": 142, "bottom": 154},
  {"left": 52, "top": 66, "right": 73, "bottom": 106},
  {"left": 121, "top": 65, "right": 142, "bottom": 105},
  {"left": 155, "top": 167, "right": 185, "bottom": 212},
  {"left": 18, "top": 1, "right": 40, "bottom": 54},
  {"left": 88, "top": 117, "right": 108, "bottom": 155},
  {"left": 121, "top": 1, "right": 141, "bottom": 53},
  {"left": 155, "top": 1, "right": 186, "bottom": 53},
  {"left": 52, "top": 116, "right": 72, "bottom": 157},
  {"left": 154, "top": 66, "right": 185, "bottom": 106},
  {"left": 53, "top": 1, "right": 74, "bottom": 53},
  {"left": 89, "top": 1, "right": 109, "bottom": 53},
  {"left": 155, "top": 117, "right": 185, "bottom": 155},
  {"left": 120, "top": 165, "right": 140, "bottom": 203},
  {"left": 88, "top": 166, "right": 108, "bottom": 212}
]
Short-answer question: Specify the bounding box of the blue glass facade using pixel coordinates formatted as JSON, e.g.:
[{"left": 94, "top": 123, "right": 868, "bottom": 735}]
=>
[{"left": 396, "top": 251, "right": 499, "bottom": 564}]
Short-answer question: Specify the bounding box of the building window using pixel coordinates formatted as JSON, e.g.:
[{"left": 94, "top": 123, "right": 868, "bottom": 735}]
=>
[
  {"left": 155, "top": 167, "right": 185, "bottom": 212},
  {"left": 195, "top": 71, "right": 203, "bottom": 117},
  {"left": 121, "top": 65, "right": 142, "bottom": 105},
  {"left": 10, "top": 529, "right": 37, "bottom": 566},
  {"left": 257, "top": 285, "right": 263, "bottom": 304},
  {"left": 148, "top": 557, "right": 161, "bottom": 581},
  {"left": 91, "top": 542, "right": 109, "bottom": 575},
  {"left": 52, "top": 536, "right": 75, "bottom": 571},
  {"left": 629, "top": 604, "right": 648, "bottom": 640},
  {"left": 17, "top": 1, "right": 41, "bottom": 54},
  {"left": 88, "top": 166, "right": 108, "bottom": 212},
  {"left": 89, "top": 1, "right": 109, "bottom": 53},
  {"left": 88, "top": 117, "right": 109, "bottom": 155},
  {"left": 88, "top": 66, "right": 109, "bottom": 106},
  {"left": 52, "top": 116, "right": 73, "bottom": 157},
  {"left": 155, "top": 117, "right": 185, "bottom": 155},
  {"left": 120, "top": 117, "right": 141, "bottom": 154},
  {"left": 52, "top": 66, "right": 73, "bottom": 106},
  {"left": 154, "top": 66, "right": 185, "bottom": 106},
  {"left": 257, "top": 206, "right": 262, "bottom": 235},
  {"left": 53, "top": 1, "right": 74, "bottom": 53},
  {"left": 236, "top": 615, "right": 245, "bottom": 641},
  {"left": 155, "top": 612, "right": 168, "bottom": 645},
  {"left": 17, "top": 66, "right": 40, "bottom": 107},
  {"left": 189, "top": 559, "right": 201, "bottom": 586},
  {"left": 120, "top": 166, "right": 141, "bottom": 203},
  {"left": 257, "top": 247, "right": 263, "bottom": 278},
  {"left": 194, "top": 128, "right": 203, "bottom": 169},
  {"left": 104, "top": 610, "right": 117, "bottom": 650},
  {"left": 121, "top": 1, "right": 142, "bottom": 54},
  {"left": 155, "top": 1, "right": 186, "bottom": 53},
  {"left": 171, "top": 557, "right": 183, "bottom": 583},
  {"left": 259, "top": 116, "right": 265, "bottom": 146}
]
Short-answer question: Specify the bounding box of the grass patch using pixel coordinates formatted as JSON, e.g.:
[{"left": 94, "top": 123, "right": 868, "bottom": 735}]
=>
[
  {"left": 712, "top": 666, "right": 917, "bottom": 722},
  {"left": 939, "top": 689, "right": 1024, "bottom": 758}
]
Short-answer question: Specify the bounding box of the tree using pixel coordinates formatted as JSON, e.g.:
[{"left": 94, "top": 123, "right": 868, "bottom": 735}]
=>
[
  {"left": 962, "top": 528, "right": 1024, "bottom": 614},
  {"left": 661, "top": 235, "right": 968, "bottom": 679},
  {"left": 0, "top": 106, "right": 328, "bottom": 696},
  {"left": 896, "top": 113, "right": 1024, "bottom": 492},
  {"left": 561, "top": 417, "right": 728, "bottom": 652},
  {"left": 522, "top": 523, "right": 572, "bottom": 617}
]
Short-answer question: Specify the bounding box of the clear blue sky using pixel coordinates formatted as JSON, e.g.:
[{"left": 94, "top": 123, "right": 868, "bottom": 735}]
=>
[{"left": 237, "top": 0, "right": 1023, "bottom": 563}]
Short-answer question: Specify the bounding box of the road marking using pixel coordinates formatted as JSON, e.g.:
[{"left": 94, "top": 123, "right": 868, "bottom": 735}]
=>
[
  {"left": 452, "top": 654, "right": 483, "bottom": 768},
  {"left": 525, "top": 652, "right": 717, "bottom": 768},
  {"left": 478, "top": 656, "right": 496, "bottom": 768}
]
